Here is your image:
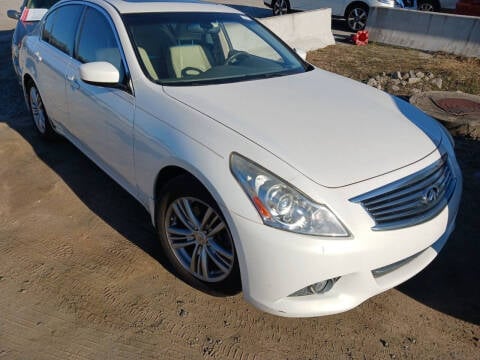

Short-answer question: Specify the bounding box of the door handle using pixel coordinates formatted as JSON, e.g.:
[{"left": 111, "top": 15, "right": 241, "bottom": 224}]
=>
[
  {"left": 34, "top": 51, "right": 42, "bottom": 62},
  {"left": 67, "top": 74, "right": 80, "bottom": 90}
]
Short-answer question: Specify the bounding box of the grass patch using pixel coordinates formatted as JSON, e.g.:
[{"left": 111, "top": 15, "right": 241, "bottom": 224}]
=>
[{"left": 307, "top": 43, "right": 480, "bottom": 96}]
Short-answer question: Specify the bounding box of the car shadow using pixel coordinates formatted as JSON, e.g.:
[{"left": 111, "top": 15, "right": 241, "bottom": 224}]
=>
[
  {"left": 1, "top": 29, "right": 478, "bottom": 324},
  {"left": 391, "top": 96, "right": 480, "bottom": 325},
  {"left": 0, "top": 29, "right": 176, "bottom": 277}
]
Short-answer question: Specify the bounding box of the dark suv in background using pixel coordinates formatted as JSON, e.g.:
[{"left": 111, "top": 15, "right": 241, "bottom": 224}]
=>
[{"left": 7, "top": 0, "right": 59, "bottom": 82}]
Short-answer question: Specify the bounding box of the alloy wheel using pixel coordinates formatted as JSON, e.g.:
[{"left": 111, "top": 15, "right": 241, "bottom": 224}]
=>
[
  {"left": 273, "top": 0, "right": 289, "bottom": 15},
  {"left": 164, "top": 197, "right": 235, "bottom": 283},
  {"left": 347, "top": 7, "right": 368, "bottom": 31},
  {"left": 418, "top": 2, "right": 435, "bottom": 11},
  {"left": 29, "top": 86, "right": 46, "bottom": 134}
]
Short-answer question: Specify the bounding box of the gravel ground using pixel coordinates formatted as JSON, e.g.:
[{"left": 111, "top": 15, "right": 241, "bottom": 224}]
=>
[{"left": 0, "top": 13, "right": 479, "bottom": 360}]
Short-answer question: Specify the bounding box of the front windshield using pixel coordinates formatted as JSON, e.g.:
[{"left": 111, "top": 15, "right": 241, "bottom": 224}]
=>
[{"left": 123, "top": 12, "right": 308, "bottom": 85}]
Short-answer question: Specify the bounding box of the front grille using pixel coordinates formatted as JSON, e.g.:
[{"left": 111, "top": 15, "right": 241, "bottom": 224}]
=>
[{"left": 350, "top": 155, "right": 456, "bottom": 231}]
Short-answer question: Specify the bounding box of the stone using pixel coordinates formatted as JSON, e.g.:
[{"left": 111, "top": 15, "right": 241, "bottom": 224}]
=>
[
  {"left": 376, "top": 84, "right": 383, "bottom": 90},
  {"left": 408, "top": 77, "right": 422, "bottom": 84},
  {"left": 411, "top": 88, "right": 422, "bottom": 95},
  {"left": 403, "top": 72, "right": 410, "bottom": 79},
  {"left": 427, "top": 72, "right": 435, "bottom": 79},
  {"left": 392, "top": 85, "right": 400, "bottom": 91},
  {"left": 409, "top": 70, "right": 416, "bottom": 78},
  {"left": 392, "top": 71, "right": 402, "bottom": 80},
  {"left": 416, "top": 71, "right": 425, "bottom": 79},
  {"left": 401, "top": 80, "right": 407, "bottom": 86},
  {"left": 431, "top": 78, "right": 443, "bottom": 89},
  {"left": 391, "top": 79, "right": 401, "bottom": 85},
  {"left": 367, "top": 78, "right": 378, "bottom": 87}
]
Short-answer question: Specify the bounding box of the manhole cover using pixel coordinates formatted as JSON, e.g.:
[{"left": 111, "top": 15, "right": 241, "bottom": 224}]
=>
[
  {"left": 410, "top": 91, "right": 480, "bottom": 139},
  {"left": 433, "top": 98, "right": 480, "bottom": 116}
]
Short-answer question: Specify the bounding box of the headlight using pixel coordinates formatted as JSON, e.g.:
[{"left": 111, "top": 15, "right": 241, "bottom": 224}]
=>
[{"left": 230, "top": 153, "right": 349, "bottom": 237}]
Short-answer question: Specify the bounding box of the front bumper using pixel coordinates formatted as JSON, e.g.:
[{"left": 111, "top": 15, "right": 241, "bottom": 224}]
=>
[{"left": 230, "top": 152, "right": 462, "bottom": 317}]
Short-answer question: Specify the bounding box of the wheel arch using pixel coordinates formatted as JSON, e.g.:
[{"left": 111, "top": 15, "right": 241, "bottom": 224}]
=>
[
  {"left": 151, "top": 162, "right": 249, "bottom": 291},
  {"left": 22, "top": 73, "right": 35, "bottom": 110}
]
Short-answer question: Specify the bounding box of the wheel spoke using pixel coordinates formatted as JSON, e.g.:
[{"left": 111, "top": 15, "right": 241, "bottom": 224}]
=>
[
  {"left": 181, "top": 198, "right": 201, "bottom": 230},
  {"left": 172, "top": 201, "right": 196, "bottom": 232},
  {"left": 167, "top": 226, "right": 193, "bottom": 237},
  {"left": 206, "top": 221, "right": 225, "bottom": 237},
  {"left": 200, "top": 207, "right": 213, "bottom": 231},
  {"left": 208, "top": 239, "right": 233, "bottom": 260},
  {"left": 200, "top": 247, "right": 209, "bottom": 280},
  {"left": 205, "top": 246, "right": 229, "bottom": 274},
  {"left": 171, "top": 238, "right": 196, "bottom": 249},
  {"left": 190, "top": 243, "right": 201, "bottom": 273}
]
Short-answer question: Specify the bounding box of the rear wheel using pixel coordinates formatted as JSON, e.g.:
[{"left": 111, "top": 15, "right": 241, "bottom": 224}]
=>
[
  {"left": 418, "top": 0, "right": 439, "bottom": 11},
  {"left": 156, "top": 175, "right": 241, "bottom": 295},
  {"left": 272, "top": 0, "right": 290, "bottom": 16},
  {"left": 346, "top": 4, "right": 369, "bottom": 32},
  {"left": 28, "top": 83, "right": 56, "bottom": 139}
]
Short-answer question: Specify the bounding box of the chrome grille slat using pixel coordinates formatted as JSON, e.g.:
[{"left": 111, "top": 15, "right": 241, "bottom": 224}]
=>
[
  {"left": 350, "top": 155, "right": 456, "bottom": 231},
  {"left": 364, "top": 164, "right": 446, "bottom": 208},
  {"left": 370, "top": 169, "right": 451, "bottom": 217}
]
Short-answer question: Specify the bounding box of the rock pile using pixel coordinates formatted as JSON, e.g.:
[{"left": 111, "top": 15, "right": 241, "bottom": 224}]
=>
[{"left": 365, "top": 71, "right": 444, "bottom": 95}]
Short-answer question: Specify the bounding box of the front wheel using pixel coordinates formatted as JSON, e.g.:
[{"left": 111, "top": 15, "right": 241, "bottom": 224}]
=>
[
  {"left": 346, "top": 5, "right": 369, "bottom": 32},
  {"left": 272, "top": 0, "right": 290, "bottom": 16},
  {"left": 156, "top": 175, "right": 241, "bottom": 295}
]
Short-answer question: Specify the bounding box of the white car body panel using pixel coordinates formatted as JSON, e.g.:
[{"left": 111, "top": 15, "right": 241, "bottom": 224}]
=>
[
  {"left": 164, "top": 69, "right": 442, "bottom": 188},
  {"left": 18, "top": 0, "right": 463, "bottom": 317}
]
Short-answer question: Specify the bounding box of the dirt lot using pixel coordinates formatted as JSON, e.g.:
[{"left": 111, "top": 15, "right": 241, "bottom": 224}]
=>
[{"left": 1, "top": 24, "right": 480, "bottom": 360}]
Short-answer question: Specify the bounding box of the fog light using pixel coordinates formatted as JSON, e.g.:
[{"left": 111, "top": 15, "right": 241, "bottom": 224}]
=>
[{"left": 288, "top": 278, "right": 337, "bottom": 297}]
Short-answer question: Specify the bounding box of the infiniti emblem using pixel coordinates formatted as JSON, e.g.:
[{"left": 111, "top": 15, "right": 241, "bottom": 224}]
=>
[{"left": 422, "top": 186, "right": 440, "bottom": 205}]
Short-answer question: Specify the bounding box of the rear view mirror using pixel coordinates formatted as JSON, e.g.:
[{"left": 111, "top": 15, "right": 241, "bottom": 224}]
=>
[
  {"left": 79, "top": 61, "right": 120, "bottom": 86},
  {"left": 7, "top": 10, "right": 20, "bottom": 20}
]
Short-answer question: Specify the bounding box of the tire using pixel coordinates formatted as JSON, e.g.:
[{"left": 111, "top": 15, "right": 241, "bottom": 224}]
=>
[
  {"left": 346, "top": 4, "right": 369, "bottom": 32},
  {"left": 417, "top": 0, "right": 438, "bottom": 11},
  {"left": 272, "top": 0, "right": 290, "bottom": 16},
  {"left": 27, "top": 83, "right": 56, "bottom": 139},
  {"left": 156, "top": 175, "right": 241, "bottom": 295}
]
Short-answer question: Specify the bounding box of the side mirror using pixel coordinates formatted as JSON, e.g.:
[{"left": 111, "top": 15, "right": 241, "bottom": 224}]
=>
[
  {"left": 294, "top": 48, "right": 307, "bottom": 61},
  {"left": 79, "top": 61, "right": 120, "bottom": 86},
  {"left": 7, "top": 10, "right": 21, "bottom": 20}
]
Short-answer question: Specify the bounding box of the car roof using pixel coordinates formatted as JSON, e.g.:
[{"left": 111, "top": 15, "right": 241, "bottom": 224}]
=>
[{"left": 87, "top": 0, "right": 242, "bottom": 14}]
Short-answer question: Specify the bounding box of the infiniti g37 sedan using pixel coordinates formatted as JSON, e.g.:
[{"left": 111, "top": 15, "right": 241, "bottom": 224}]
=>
[{"left": 18, "top": 0, "right": 462, "bottom": 317}]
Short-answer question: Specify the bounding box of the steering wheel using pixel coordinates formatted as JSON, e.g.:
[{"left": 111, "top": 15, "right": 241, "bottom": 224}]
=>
[
  {"left": 225, "top": 51, "right": 250, "bottom": 65},
  {"left": 181, "top": 67, "right": 204, "bottom": 77}
]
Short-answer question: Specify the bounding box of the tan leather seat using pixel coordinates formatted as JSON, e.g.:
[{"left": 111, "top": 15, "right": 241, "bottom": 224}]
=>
[
  {"left": 169, "top": 45, "right": 211, "bottom": 78},
  {"left": 138, "top": 47, "right": 158, "bottom": 80}
]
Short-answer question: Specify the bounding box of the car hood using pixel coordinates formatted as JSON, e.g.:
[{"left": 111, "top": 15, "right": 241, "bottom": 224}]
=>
[{"left": 164, "top": 69, "right": 442, "bottom": 188}]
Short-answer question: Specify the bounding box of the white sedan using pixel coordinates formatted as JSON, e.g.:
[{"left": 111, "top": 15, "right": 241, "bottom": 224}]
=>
[{"left": 19, "top": 0, "right": 462, "bottom": 317}]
